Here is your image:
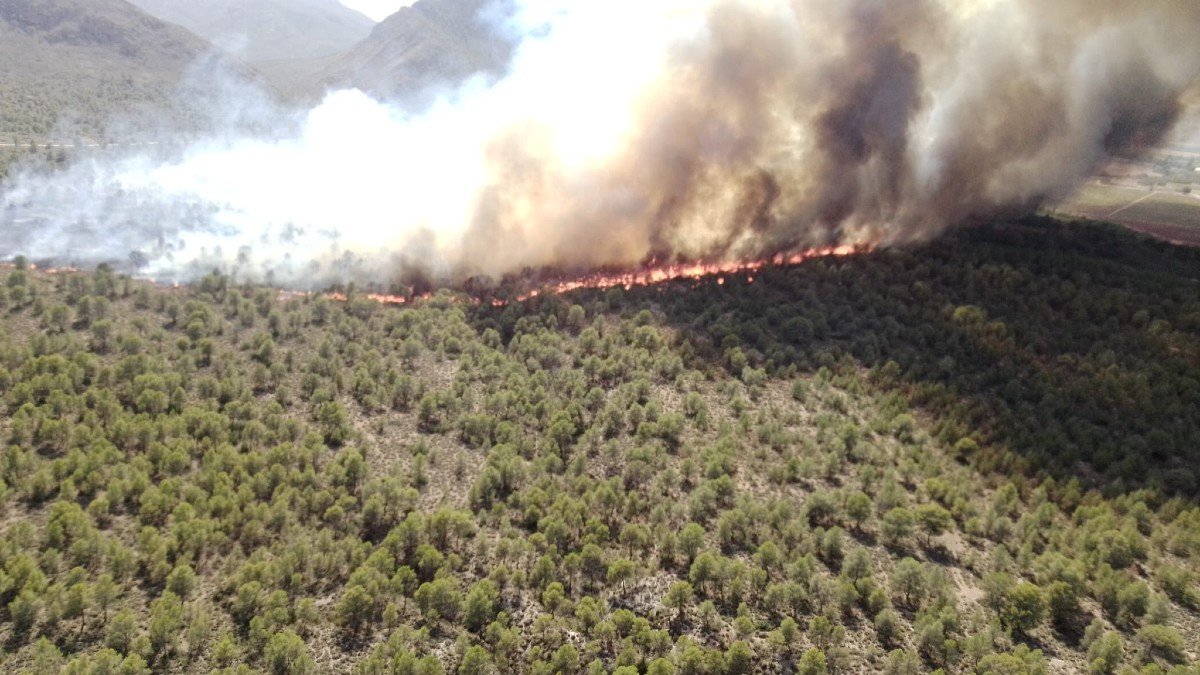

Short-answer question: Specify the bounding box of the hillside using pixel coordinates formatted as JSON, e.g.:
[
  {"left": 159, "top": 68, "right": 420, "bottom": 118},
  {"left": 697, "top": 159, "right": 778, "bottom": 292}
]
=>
[
  {"left": 0, "top": 0, "right": 217, "bottom": 139},
  {"left": 0, "top": 218, "right": 1196, "bottom": 672},
  {"left": 126, "top": 0, "right": 374, "bottom": 64},
  {"left": 277, "top": 0, "right": 514, "bottom": 105}
]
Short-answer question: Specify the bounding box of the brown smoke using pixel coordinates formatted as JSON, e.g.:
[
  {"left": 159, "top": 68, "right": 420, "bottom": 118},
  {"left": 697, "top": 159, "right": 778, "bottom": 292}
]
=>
[
  {"left": 3, "top": 0, "right": 1197, "bottom": 286},
  {"left": 458, "top": 0, "right": 1200, "bottom": 279}
]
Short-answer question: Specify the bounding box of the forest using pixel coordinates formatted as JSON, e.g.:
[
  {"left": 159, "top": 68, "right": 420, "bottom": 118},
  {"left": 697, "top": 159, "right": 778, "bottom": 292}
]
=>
[
  {"left": 0, "top": 145, "right": 71, "bottom": 182},
  {"left": 0, "top": 216, "right": 1195, "bottom": 673}
]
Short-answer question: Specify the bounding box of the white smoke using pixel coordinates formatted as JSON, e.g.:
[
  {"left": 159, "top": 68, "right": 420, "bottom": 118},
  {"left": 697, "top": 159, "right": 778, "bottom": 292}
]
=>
[{"left": 2, "top": 0, "right": 1198, "bottom": 287}]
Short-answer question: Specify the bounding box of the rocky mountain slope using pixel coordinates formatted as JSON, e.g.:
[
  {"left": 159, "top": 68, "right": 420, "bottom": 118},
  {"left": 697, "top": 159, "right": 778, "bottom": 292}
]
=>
[
  {"left": 127, "top": 0, "right": 374, "bottom": 63},
  {"left": 265, "top": 0, "right": 514, "bottom": 107},
  {"left": 0, "top": 0, "right": 224, "bottom": 138}
]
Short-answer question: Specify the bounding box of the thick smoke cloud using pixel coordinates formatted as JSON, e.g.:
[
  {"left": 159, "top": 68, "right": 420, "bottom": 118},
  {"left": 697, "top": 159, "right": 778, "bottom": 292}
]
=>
[{"left": 2, "top": 0, "right": 1199, "bottom": 287}]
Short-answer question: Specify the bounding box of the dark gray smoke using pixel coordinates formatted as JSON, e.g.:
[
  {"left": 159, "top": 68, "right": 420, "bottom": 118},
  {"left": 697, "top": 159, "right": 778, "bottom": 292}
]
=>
[{"left": 459, "top": 0, "right": 1200, "bottom": 277}]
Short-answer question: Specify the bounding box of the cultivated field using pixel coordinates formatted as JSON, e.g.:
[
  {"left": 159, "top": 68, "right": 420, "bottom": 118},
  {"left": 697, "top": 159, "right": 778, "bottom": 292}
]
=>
[{"left": 1056, "top": 182, "right": 1200, "bottom": 246}]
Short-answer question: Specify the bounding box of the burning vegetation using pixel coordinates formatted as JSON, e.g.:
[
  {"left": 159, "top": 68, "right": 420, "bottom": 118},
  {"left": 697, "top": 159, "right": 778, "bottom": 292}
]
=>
[{"left": 310, "top": 245, "right": 865, "bottom": 309}]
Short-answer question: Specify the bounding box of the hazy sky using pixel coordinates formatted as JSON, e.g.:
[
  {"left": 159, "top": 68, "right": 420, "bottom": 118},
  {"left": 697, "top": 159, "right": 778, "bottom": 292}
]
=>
[{"left": 339, "top": 0, "right": 413, "bottom": 22}]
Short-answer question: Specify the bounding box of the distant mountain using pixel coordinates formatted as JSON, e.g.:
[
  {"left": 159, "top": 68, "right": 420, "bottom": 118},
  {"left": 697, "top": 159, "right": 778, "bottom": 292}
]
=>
[
  {"left": 269, "top": 0, "right": 515, "bottom": 106},
  {"left": 0, "top": 0, "right": 217, "bottom": 138},
  {"left": 127, "top": 0, "right": 375, "bottom": 63}
]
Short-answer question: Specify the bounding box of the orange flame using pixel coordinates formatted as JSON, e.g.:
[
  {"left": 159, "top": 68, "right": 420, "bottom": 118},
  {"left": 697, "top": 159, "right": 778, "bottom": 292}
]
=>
[
  {"left": 513, "top": 244, "right": 861, "bottom": 301},
  {"left": 12, "top": 244, "right": 865, "bottom": 309},
  {"left": 10, "top": 245, "right": 867, "bottom": 310},
  {"left": 270, "top": 245, "right": 866, "bottom": 308}
]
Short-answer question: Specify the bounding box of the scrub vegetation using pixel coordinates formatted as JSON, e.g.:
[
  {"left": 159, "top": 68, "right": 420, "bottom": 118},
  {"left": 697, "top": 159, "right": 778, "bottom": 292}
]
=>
[{"left": 0, "top": 218, "right": 1195, "bottom": 674}]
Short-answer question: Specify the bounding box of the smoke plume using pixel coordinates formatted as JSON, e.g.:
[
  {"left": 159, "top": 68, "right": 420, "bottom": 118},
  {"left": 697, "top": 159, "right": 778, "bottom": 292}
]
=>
[{"left": 3, "top": 0, "right": 1199, "bottom": 286}]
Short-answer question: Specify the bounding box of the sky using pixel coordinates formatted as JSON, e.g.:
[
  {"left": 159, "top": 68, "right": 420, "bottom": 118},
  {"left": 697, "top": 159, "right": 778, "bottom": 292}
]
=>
[{"left": 339, "top": 0, "right": 413, "bottom": 22}]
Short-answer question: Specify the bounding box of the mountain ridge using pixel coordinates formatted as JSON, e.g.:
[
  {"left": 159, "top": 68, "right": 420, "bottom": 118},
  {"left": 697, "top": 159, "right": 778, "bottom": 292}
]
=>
[
  {"left": 261, "top": 0, "right": 515, "bottom": 107},
  {"left": 126, "top": 0, "right": 375, "bottom": 63},
  {"left": 0, "top": 0, "right": 220, "bottom": 138}
]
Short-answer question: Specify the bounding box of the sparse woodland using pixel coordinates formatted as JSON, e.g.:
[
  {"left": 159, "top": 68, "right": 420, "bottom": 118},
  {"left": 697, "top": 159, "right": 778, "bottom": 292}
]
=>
[
  {"left": 0, "top": 146, "right": 71, "bottom": 182},
  {"left": 0, "top": 218, "right": 1196, "bottom": 674}
]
